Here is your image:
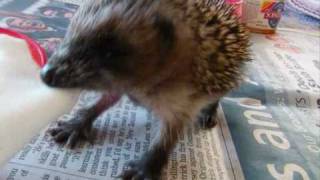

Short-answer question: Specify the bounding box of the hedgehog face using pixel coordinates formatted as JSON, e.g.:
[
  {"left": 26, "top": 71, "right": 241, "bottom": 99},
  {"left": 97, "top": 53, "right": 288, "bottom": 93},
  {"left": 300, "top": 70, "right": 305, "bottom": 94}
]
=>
[
  {"left": 40, "top": 1, "right": 175, "bottom": 90},
  {"left": 40, "top": 30, "right": 133, "bottom": 89}
]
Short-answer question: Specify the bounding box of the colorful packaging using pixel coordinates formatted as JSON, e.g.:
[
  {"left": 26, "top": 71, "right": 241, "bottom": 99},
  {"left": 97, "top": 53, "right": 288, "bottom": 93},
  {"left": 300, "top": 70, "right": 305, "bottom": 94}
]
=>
[
  {"left": 243, "top": 0, "right": 285, "bottom": 34},
  {"left": 225, "top": 0, "right": 244, "bottom": 18}
]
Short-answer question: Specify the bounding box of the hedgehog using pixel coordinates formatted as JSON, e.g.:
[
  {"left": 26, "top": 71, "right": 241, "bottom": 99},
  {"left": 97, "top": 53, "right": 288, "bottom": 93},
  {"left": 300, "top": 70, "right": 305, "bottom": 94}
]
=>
[{"left": 40, "top": 0, "right": 250, "bottom": 179}]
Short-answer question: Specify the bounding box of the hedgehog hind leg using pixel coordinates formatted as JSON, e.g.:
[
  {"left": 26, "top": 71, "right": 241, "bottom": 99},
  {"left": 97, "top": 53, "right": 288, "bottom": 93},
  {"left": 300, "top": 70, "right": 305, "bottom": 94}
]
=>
[{"left": 197, "top": 100, "right": 220, "bottom": 129}]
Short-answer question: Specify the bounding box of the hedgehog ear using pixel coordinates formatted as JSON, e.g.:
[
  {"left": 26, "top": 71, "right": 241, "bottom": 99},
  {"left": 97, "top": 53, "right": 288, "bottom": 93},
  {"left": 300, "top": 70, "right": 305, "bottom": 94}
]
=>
[{"left": 153, "top": 13, "right": 175, "bottom": 53}]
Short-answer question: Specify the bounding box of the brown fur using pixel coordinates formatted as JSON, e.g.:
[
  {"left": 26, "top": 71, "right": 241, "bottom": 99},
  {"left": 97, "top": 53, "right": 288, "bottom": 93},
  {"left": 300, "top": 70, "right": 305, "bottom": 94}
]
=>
[{"left": 41, "top": 0, "right": 250, "bottom": 179}]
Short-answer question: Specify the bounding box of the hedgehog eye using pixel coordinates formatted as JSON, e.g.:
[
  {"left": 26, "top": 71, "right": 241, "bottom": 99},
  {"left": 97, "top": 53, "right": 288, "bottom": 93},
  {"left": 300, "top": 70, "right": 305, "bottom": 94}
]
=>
[
  {"left": 105, "top": 52, "right": 112, "bottom": 59},
  {"left": 99, "top": 51, "right": 115, "bottom": 66}
]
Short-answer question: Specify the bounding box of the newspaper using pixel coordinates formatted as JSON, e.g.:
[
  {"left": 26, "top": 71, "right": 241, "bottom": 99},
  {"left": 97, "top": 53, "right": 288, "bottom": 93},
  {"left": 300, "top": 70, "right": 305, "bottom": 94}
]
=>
[
  {"left": 0, "top": 92, "right": 238, "bottom": 180},
  {"left": 220, "top": 30, "right": 320, "bottom": 180},
  {"left": 0, "top": 0, "right": 319, "bottom": 180}
]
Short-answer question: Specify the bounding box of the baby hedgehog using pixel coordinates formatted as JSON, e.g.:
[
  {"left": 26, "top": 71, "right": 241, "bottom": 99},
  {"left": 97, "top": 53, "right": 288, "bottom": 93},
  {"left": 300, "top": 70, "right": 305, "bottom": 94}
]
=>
[{"left": 40, "top": 0, "right": 250, "bottom": 179}]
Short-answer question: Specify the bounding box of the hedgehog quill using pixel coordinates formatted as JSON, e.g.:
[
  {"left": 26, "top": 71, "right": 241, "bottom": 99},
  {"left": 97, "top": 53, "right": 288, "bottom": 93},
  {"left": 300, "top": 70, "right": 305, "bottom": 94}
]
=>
[{"left": 40, "top": 0, "right": 250, "bottom": 179}]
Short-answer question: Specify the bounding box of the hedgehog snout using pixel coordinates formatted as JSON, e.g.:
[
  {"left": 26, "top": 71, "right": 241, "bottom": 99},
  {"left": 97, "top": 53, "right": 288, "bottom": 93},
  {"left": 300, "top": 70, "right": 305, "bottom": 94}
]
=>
[
  {"left": 40, "top": 64, "right": 60, "bottom": 87},
  {"left": 40, "top": 64, "right": 57, "bottom": 87}
]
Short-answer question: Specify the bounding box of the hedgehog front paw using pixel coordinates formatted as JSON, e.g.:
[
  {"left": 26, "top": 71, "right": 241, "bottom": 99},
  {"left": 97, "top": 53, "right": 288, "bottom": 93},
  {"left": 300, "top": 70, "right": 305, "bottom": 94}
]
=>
[
  {"left": 197, "top": 101, "right": 219, "bottom": 129},
  {"left": 120, "top": 160, "right": 160, "bottom": 180},
  {"left": 197, "top": 111, "right": 218, "bottom": 129},
  {"left": 48, "top": 116, "right": 95, "bottom": 148}
]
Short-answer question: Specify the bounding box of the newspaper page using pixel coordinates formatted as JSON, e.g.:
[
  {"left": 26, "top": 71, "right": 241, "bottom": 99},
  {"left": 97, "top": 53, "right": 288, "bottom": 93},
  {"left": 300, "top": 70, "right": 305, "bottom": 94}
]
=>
[
  {"left": 279, "top": 1, "right": 320, "bottom": 34},
  {"left": 0, "top": 92, "right": 237, "bottom": 180},
  {"left": 220, "top": 30, "right": 320, "bottom": 180}
]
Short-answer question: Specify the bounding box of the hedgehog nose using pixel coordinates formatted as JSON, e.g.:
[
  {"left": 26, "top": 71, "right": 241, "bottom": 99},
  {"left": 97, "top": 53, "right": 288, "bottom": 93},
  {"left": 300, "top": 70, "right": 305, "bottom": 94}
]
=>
[{"left": 40, "top": 64, "right": 56, "bottom": 86}]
